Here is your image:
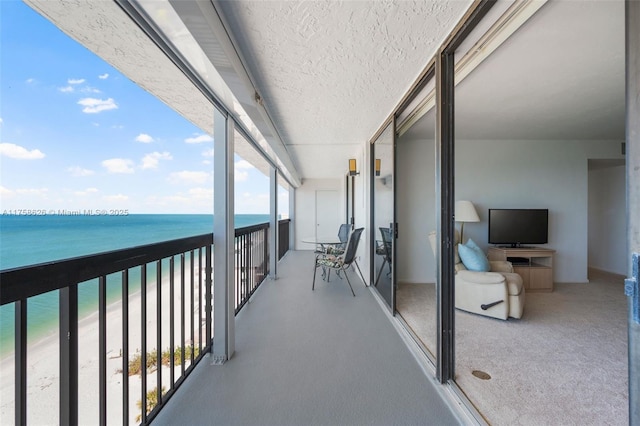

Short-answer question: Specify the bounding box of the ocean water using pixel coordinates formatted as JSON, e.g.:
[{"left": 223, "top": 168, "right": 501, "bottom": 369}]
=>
[{"left": 0, "top": 214, "right": 270, "bottom": 356}]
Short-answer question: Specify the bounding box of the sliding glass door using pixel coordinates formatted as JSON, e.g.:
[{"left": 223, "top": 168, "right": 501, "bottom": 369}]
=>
[{"left": 371, "top": 121, "right": 395, "bottom": 312}]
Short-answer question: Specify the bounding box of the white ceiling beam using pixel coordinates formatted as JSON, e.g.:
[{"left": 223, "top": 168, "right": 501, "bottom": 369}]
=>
[{"left": 166, "top": 0, "right": 301, "bottom": 187}]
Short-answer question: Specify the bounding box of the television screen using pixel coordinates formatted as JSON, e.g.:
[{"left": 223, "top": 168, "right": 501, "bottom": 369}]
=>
[{"left": 488, "top": 209, "right": 548, "bottom": 247}]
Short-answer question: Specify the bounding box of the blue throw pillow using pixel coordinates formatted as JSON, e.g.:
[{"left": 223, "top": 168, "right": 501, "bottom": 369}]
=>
[{"left": 458, "top": 238, "right": 490, "bottom": 272}]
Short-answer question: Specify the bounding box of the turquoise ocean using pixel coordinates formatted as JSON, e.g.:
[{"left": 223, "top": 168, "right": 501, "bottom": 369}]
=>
[{"left": 0, "top": 214, "right": 270, "bottom": 357}]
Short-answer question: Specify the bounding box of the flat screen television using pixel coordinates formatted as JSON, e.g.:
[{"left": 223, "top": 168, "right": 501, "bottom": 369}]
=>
[{"left": 488, "top": 209, "right": 548, "bottom": 247}]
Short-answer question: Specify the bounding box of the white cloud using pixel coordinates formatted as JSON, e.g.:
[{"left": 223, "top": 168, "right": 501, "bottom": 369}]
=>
[
  {"left": 235, "top": 160, "right": 254, "bottom": 170},
  {"left": 80, "top": 86, "right": 101, "bottom": 94},
  {"left": 98, "top": 73, "right": 109, "bottom": 80},
  {"left": 59, "top": 86, "right": 74, "bottom": 93},
  {"left": 145, "top": 194, "right": 190, "bottom": 206},
  {"left": 141, "top": 151, "right": 172, "bottom": 169},
  {"left": 26, "top": 78, "right": 36, "bottom": 84},
  {"left": 75, "top": 187, "right": 99, "bottom": 196},
  {"left": 188, "top": 187, "right": 213, "bottom": 199},
  {"left": 184, "top": 134, "right": 213, "bottom": 144},
  {"left": 237, "top": 192, "right": 270, "bottom": 214},
  {"left": 135, "top": 133, "right": 154, "bottom": 143},
  {"left": 0, "top": 143, "right": 46, "bottom": 159},
  {"left": 78, "top": 97, "right": 118, "bottom": 113},
  {"left": 102, "top": 158, "right": 134, "bottom": 174},
  {"left": 144, "top": 187, "right": 214, "bottom": 212},
  {"left": 168, "top": 171, "right": 210, "bottom": 185},
  {"left": 0, "top": 186, "right": 49, "bottom": 197},
  {"left": 68, "top": 78, "right": 85, "bottom": 85},
  {"left": 201, "top": 148, "right": 214, "bottom": 165},
  {"left": 103, "top": 194, "right": 129, "bottom": 203},
  {"left": 0, "top": 118, "right": 3, "bottom": 126},
  {"left": 68, "top": 166, "right": 95, "bottom": 177},
  {"left": 15, "top": 188, "right": 48, "bottom": 196},
  {"left": 234, "top": 160, "right": 255, "bottom": 182}
]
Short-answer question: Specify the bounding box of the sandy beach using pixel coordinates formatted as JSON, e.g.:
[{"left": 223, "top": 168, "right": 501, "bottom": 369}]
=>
[{"left": 0, "top": 264, "right": 208, "bottom": 425}]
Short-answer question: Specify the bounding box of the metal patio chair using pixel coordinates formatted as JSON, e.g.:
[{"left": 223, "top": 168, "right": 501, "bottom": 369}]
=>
[{"left": 313, "top": 227, "right": 364, "bottom": 296}]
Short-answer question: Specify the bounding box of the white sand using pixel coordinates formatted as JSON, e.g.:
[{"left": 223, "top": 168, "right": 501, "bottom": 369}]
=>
[{"left": 0, "top": 267, "right": 207, "bottom": 425}]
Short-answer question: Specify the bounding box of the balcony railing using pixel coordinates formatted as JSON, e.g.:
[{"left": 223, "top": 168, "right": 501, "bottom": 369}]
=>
[
  {"left": 233, "top": 219, "right": 291, "bottom": 314},
  {"left": 278, "top": 219, "right": 291, "bottom": 260},
  {"left": 0, "top": 219, "right": 291, "bottom": 425}
]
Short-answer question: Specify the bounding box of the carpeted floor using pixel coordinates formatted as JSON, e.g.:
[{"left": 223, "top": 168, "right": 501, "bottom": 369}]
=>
[{"left": 396, "top": 269, "right": 628, "bottom": 426}]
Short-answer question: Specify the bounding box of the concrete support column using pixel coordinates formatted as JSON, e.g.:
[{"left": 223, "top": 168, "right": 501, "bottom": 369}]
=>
[
  {"left": 269, "top": 167, "right": 278, "bottom": 279},
  {"left": 626, "top": 1, "right": 640, "bottom": 423},
  {"left": 212, "top": 108, "right": 234, "bottom": 364}
]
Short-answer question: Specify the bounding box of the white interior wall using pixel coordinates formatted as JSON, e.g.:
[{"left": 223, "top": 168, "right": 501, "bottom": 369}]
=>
[
  {"left": 294, "top": 178, "right": 343, "bottom": 250},
  {"left": 293, "top": 144, "right": 371, "bottom": 286},
  {"left": 293, "top": 149, "right": 369, "bottom": 287},
  {"left": 396, "top": 138, "right": 624, "bottom": 284},
  {"left": 396, "top": 137, "right": 436, "bottom": 284},
  {"left": 588, "top": 164, "right": 626, "bottom": 275}
]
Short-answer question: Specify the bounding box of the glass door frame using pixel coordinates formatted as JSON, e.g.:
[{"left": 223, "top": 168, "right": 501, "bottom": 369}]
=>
[
  {"left": 364, "top": 0, "right": 499, "bottom": 386},
  {"left": 345, "top": 173, "right": 355, "bottom": 230},
  {"left": 370, "top": 118, "right": 396, "bottom": 314}
]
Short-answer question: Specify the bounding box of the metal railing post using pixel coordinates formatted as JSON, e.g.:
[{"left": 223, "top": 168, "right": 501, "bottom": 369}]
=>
[
  {"left": 99, "top": 276, "right": 107, "bottom": 426},
  {"left": 122, "top": 270, "right": 129, "bottom": 424},
  {"left": 15, "top": 299, "right": 27, "bottom": 426},
  {"left": 205, "top": 245, "right": 212, "bottom": 348},
  {"left": 60, "top": 284, "right": 78, "bottom": 426}
]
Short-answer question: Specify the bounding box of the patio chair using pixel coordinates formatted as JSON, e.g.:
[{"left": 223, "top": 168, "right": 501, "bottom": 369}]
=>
[
  {"left": 322, "top": 224, "right": 351, "bottom": 255},
  {"left": 314, "top": 223, "right": 351, "bottom": 280},
  {"left": 374, "top": 227, "right": 392, "bottom": 287},
  {"left": 313, "top": 227, "right": 364, "bottom": 296}
]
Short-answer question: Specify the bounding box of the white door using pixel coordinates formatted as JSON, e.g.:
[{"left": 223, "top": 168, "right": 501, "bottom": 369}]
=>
[{"left": 315, "top": 190, "right": 340, "bottom": 241}]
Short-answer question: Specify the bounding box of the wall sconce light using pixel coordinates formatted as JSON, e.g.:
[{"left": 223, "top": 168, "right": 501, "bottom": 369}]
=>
[
  {"left": 349, "top": 159, "right": 359, "bottom": 176},
  {"left": 375, "top": 159, "right": 381, "bottom": 176}
]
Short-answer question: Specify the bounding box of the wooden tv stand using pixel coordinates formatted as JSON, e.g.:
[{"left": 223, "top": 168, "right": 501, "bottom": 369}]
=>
[{"left": 487, "top": 247, "right": 555, "bottom": 292}]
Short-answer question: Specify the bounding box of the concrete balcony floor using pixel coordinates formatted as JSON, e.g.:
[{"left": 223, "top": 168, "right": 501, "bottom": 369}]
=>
[{"left": 153, "top": 250, "right": 462, "bottom": 425}]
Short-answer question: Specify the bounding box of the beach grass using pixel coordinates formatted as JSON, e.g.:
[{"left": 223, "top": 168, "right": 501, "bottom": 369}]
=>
[
  {"left": 125, "top": 345, "right": 201, "bottom": 375},
  {"left": 136, "top": 386, "right": 165, "bottom": 422}
]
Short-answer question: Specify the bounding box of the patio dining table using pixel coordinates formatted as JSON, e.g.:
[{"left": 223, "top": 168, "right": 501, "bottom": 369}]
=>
[{"left": 302, "top": 237, "right": 344, "bottom": 281}]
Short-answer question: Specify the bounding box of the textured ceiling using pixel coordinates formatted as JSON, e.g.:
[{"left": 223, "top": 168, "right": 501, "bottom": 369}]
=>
[
  {"left": 215, "top": 0, "right": 473, "bottom": 178},
  {"left": 403, "top": 0, "right": 625, "bottom": 143},
  {"left": 455, "top": 0, "right": 625, "bottom": 141},
  {"left": 25, "top": 0, "right": 623, "bottom": 184}
]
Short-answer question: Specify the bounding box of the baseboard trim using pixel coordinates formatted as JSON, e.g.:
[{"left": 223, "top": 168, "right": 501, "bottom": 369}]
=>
[{"left": 588, "top": 267, "right": 626, "bottom": 280}]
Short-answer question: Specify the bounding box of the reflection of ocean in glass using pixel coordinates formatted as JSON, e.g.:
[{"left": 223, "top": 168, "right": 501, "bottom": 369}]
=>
[{"left": 0, "top": 214, "right": 269, "bottom": 356}]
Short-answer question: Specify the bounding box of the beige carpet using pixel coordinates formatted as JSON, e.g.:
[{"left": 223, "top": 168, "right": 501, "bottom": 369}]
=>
[{"left": 396, "top": 270, "right": 628, "bottom": 426}]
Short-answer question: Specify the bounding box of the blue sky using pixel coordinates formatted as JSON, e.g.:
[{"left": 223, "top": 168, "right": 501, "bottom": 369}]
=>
[{"left": 1, "top": 1, "right": 285, "bottom": 214}]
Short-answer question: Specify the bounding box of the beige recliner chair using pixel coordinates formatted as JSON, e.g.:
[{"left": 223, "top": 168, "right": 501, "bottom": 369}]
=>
[{"left": 428, "top": 231, "right": 525, "bottom": 320}]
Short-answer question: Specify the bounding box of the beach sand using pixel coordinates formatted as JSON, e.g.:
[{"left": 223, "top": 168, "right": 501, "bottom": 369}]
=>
[{"left": 0, "top": 266, "right": 207, "bottom": 425}]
